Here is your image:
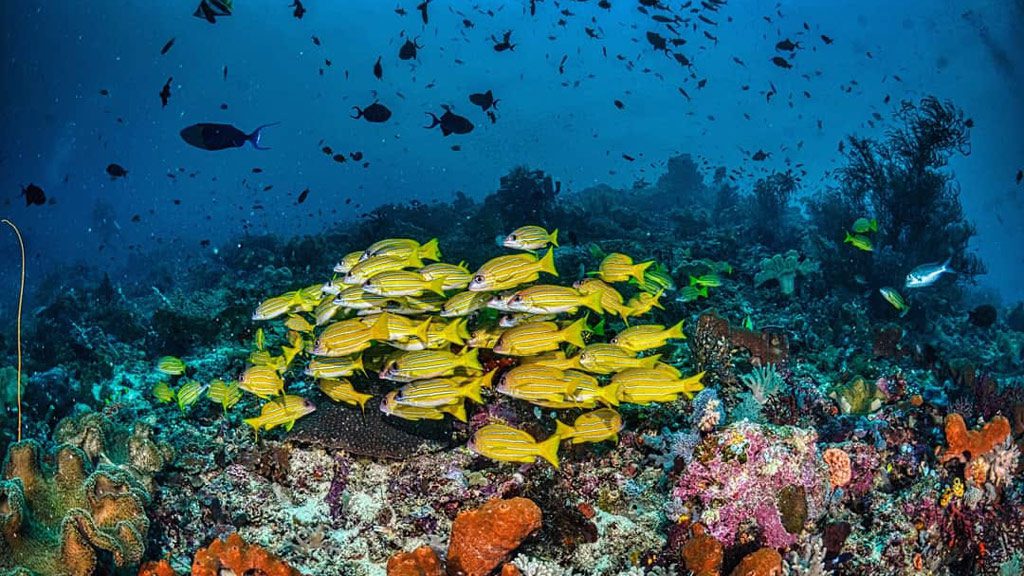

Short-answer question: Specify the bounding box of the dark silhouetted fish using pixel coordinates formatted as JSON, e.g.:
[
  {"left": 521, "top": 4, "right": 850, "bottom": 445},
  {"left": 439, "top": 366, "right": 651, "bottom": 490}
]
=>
[
  {"left": 468, "top": 90, "right": 498, "bottom": 111},
  {"left": 425, "top": 106, "right": 474, "bottom": 136},
  {"left": 160, "top": 37, "right": 176, "bottom": 55},
  {"left": 160, "top": 77, "right": 173, "bottom": 107},
  {"left": 351, "top": 102, "right": 392, "bottom": 123},
  {"left": 373, "top": 56, "right": 383, "bottom": 80},
  {"left": 21, "top": 183, "right": 46, "bottom": 206},
  {"left": 646, "top": 31, "right": 668, "bottom": 51},
  {"left": 821, "top": 34, "right": 833, "bottom": 44},
  {"left": 416, "top": 0, "right": 430, "bottom": 24},
  {"left": 492, "top": 30, "right": 515, "bottom": 52},
  {"left": 775, "top": 38, "right": 800, "bottom": 51},
  {"left": 297, "top": 188, "right": 310, "bottom": 204},
  {"left": 291, "top": 0, "right": 306, "bottom": 19},
  {"left": 771, "top": 56, "right": 792, "bottom": 69},
  {"left": 399, "top": 37, "right": 421, "bottom": 60},
  {"left": 106, "top": 163, "right": 128, "bottom": 178},
  {"left": 193, "top": 0, "right": 232, "bottom": 23},
  {"left": 180, "top": 122, "right": 278, "bottom": 151}
]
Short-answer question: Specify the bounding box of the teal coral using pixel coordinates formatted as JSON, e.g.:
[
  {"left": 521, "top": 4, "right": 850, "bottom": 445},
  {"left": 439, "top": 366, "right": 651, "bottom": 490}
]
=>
[{"left": 753, "top": 250, "right": 818, "bottom": 296}]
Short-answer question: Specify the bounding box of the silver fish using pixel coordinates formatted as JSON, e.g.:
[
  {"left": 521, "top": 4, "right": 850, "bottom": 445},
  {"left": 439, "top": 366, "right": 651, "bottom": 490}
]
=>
[{"left": 905, "top": 257, "right": 953, "bottom": 289}]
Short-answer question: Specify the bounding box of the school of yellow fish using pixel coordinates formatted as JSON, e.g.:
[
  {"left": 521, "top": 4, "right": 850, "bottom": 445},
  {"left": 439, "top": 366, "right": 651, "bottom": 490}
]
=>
[{"left": 152, "top": 226, "right": 704, "bottom": 467}]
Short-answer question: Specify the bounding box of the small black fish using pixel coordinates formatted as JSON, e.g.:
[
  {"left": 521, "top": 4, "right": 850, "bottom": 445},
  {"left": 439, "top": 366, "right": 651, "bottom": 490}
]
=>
[
  {"left": 1016, "top": 169, "right": 1023, "bottom": 185},
  {"left": 180, "top": 122, "right": 277, "bottom": 151},
  {"left": 821, "top": 34, "right": 833, "bottom": 45},
  {"left": 351, "top": 102, "right": 392, "bottom": 123},
  {"left": 492, "top": 30, "right": 515, "bottom": 52},
  {"left": 613, "top": 99, "right": 624, "bottom": 109},
  {"left": 160, "top": 37, "right": 176, "bottom": 55},
  {"left": 220, "top": 103, "right": 229, "bottom": 110},
  {"left": 373, "top": 56, "right": 383, "bottom": 80},
  {"left": 751, "top": 150, "right": 770, "bottom": 161},
  {"left": 131, "top": 214, "right": 141, "bottom": 222},
  {"left": 297, "top": 188, "right": 310, "bottom": 204},
  {"left": 704, "top": 31, "right": 718, "bottom": 43},
  {"left": 291, "top": 0, "right": 306, "bottom": 19},
  {"left": 106, "top": 163, "right": 129, "bottom": 178},
  {"left": 332, "top": 154, "right": 347, "bottom": 163},
  {"left": 622, "top": 154, "right": 635, "bottom": 162},
  {"left": 21, "top": 183, "right": 46, "bottom": 206},
  {"left": 770, "top": 56, "right": 792, "bottom": 69},
  {"left": 469, "top": 90, "right": 499, "bottom": 111},
  {"left": 399, "top": 37, "right": 421, "bottom": 60},
  {"left": 598, "top": 0, "right": 611, "bottom": 8},
  {"left": 312, "top": 35, "right": 321, "bottom": 46},
  {"left": 416, "top": 0, "right": 430, "bottom": 24},
  {"left": 775, "top": 38, "right": 800, "bottom": 51},
  {"left": 223, "top": 65, "right": 228, "bottom": 80},
  {"left": 99, "top": 89, "right": 109, "bottom": 96},
  {"left": 425, "top": 106, "right": 474, "bottom": 136},
  {"left": 964, "top": 118, "right": 974, "bottom": 128},
  {"left": 558, "top": 55, "right": 568, "bottom": 74},
  {"left": 350, "top": 151, "right": 364, "bottom": 161},
  {"left": 646, "top": 31, "right": 667, "bottom": 51},
  {"left": 462, "top": 18, "right": 474, "bottom": 28},
  {"left": 673, "top": 53, "right": 691, "bottom": 67},
  {"left": 160, "top": 77, "right": 173, "bottom": 107},
  {"left": 193, "top": 0, "right": 232, "bottom": 23}
]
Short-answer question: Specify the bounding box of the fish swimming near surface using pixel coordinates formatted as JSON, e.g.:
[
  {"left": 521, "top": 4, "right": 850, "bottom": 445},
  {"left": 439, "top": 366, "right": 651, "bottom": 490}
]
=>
[
  {"left": 351, "top": 102, "right": 392, "bottom": 123},
  {"left": 425, "top": 106, "right": 474, "bottom": 136},
  {"left": 180, "top": 122, "right": 278, "bottom": 151},
  {"left": 905, "top": 257, "right": 953, "bottom": 288}
]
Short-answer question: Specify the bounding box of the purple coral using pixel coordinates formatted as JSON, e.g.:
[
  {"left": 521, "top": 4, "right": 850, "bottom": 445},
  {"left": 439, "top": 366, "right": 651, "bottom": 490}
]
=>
[{"left": 672, "top": 422, "right": 827, "bottom": 547}]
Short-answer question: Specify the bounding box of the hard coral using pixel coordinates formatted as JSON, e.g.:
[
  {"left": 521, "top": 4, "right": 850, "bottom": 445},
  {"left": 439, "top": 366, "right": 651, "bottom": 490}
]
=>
[
  {"left": 387, "top": 545, "right": 444, "bottom": 576},
  {"left": 447, "top": 497, "right": 543, "bottom": 576},
  {"left": 192, "top": 532, "right": 302, "bottom": 576},
  {"left": 1, "top": 441, "right": 150, "bottom": 576},
  {"left": 938, "top": 413, "right": 1011, "bottom": 464}
]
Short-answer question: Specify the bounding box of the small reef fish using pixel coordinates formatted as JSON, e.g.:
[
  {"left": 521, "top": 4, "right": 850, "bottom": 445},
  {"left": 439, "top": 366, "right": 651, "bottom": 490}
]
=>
[
  {"left": 333, "top": 251, "right": 364, "bottom": 274},
  {"left": 597, "top": 253, "right": 652, "bottom": 284},
  {"left": 332, "top": 286, "right": 387, "bottom": 309},
  {"left": 419, "top": 262, "right": 472, "bottom": 291},
  {"left": 425, "top": 106, "right": 475, "bottom": 136},
  {"left": 520, "top": 350, "right": 582, "bottom": 370},
  {"left": 152, "top": 382, "right": 176, "bottom": 403},
  {"left": 362, "top": 270, "right": 446, "bottom": 298},
  {"left": 879, "top": 287, "right": 910, "bottom": 316},
  {"left": 499, "top": 313, "right": 558, "bottom": 328},
  {"left": 677, "top": 285, "right": 708, "bottom": 303},
  {"left": 351, "top": 102, "right": 392, "bottom": 123},
  {"left": 176, "top": 379, "right": 206, "bottom": 412},
  {"left": 467, "top": 325, "right": 505, "bottom": 349},
  {"left": 611, "top": 320, "right": 686, "bottom": 352},
  {"left": 625, "top": 291, "right": 664, "bottom": 316},
  {"left": 345, "top": 254, "right": 424, "bottom": 285},
  {"left": 611, "top": 369, "right": 705, "bottom": 404},
  {"left": 844, "top": 232, "right": 874, "bottom": 251},
  {"left": 689, "top": 273, "right": 722, "bottom": 288},
  {"left": 468, "top": 423, "right": 561, "bottom": 467},
  {"left": 239, "top": 366, "right": 286, "bottom": 399},
  {"left": 313, "top": 315, "right": 389, "bottom": 357},
  {"left": 852, "top": 217, "right": 878, "bottom": 234},
  {"left": 577, "top": 344, "right": 660, "bottom": 374},
  {"left": 575, "top": 278, "right": 631, "bottom": 321},
  {"left": 631, "top": 263, "right": 676, "bottom": 293},
  {"left": 180, "top": 122, "right": 277, "bottom": 151},
  {"left": 379, "top": 348, "right": 483, "bottom": 382},
  {"left": 555, "top": 408, "right": 623, "bottom": 444},
  {"left": 441, "top": 291, "right": 493, "bottom": 317},
  {"left": 284, "top": 314, "right": 314, "bottom": 333},
  {"left": 305, "top": 355, "right": 365, "bottom": 378},
  {"left": 492, "top": 318, "right": 587, "bottom": 356},
  {"left": 156, "top": 356, "right": 187, "bottom": 376},
  {"left": 255, "top": 328, "right": 265, "bottom": 351},
  {"left": 468, "top": 248, "right": 558, "bottom": 291},
  {"left": 395, "top": 371, "right": 492, "bottom": 407},
  {"left": 318, "top": 378, "right": 373, "bottom": 410},
  {"left": 193, "top": 0, "right": 232, "bottom": 23},
  {"left": 503, "top": 226, "right": 559, "bottom": 251},
  {"left": 363, "top": 237, "right": 441, "bottom": 262},
  {"left": 505, "top": 285, "right": 604, "bottom": 315},
  {"left": 496, "top": 365, "right": 578, "bottom": 403},
  {"left": 371, "top": 313, "right": 432, "bottom": 343},
  {"left": 380, "top": 391, "right": 467, "bottom": 421},
  {"left": 207, "top": 379, "right": 241, "bottom": 411},
  {"left": 905, "top": 257, "right": 953, "bottom": 289},
  {"left": 244, "top": 395, "right": 316, "bottom": 436},
  {"left": 253, "top": 290, "right": 317, "bottom": 321}
]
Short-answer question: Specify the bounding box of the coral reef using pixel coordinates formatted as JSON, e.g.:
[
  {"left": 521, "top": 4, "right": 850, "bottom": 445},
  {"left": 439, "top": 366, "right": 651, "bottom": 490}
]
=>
[
  {"left": 753, "top": 251, "right": 818, "bottom": 296},
  {"left": 447, "top": 498, "right": 543, "bottom": 576},
  {"left": 386, "top": 545, "right": 443, "bottom": 576},
  {"left": 938, "top": 413, "right": 1011, "bottom": 464}
]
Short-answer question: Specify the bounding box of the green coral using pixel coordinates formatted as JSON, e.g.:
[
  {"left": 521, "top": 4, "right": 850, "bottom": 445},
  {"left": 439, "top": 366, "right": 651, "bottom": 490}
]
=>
[{"left": 754, "top": 250, "right": 819, "bottom": 296}]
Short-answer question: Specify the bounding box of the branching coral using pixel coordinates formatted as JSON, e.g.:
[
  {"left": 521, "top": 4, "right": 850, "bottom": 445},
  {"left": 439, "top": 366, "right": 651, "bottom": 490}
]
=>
[{"left": 754, "top": 251, "right": 818, "bottom": 296}]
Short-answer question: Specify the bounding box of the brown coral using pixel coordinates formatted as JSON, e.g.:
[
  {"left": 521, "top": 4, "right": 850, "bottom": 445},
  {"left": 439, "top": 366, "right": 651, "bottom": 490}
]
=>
[
  {"left": 680, "top": 523, "right": 723, "bottom": 576},
  {"left": 446, "top": 497, "right": 542, "bottom": 576},
  {"left": 728, "top": 548, "right": 783, "bottom": 576},
  {"left": 387, "top": 545, "right": 444, "bottom": 576},
  {"left": 192, "top": 532, "right": 302, "bottom": 576},
  {"left": 938, "top": 413, "right": 1011, "bottom": 464}
]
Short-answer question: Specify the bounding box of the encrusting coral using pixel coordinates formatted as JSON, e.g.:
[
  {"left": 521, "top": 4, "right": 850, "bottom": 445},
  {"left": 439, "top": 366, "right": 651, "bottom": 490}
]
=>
[
  {"left": 447, "top": 497, "right": 543, "bottom": 576},
  {"left": 938, "top": 413, "right": 1011, "bottom": 464},
  {"left": 138, "top": 533, "right": 303, "bottom": 576},
  {"left": 386, "top": 545, "right": 444, "bottom": 576}
]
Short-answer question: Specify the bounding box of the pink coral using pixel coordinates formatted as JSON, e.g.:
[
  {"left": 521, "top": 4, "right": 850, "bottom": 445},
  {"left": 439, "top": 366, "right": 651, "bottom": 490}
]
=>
[{"left": 822, "top": 447, "right": 852, "bottom": 488}]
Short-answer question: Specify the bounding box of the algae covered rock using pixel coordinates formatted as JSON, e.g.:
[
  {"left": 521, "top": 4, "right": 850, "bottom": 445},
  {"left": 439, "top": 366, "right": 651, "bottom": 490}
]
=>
[{"left": 754, "top": 250, "right": 818, "bottom": 296}]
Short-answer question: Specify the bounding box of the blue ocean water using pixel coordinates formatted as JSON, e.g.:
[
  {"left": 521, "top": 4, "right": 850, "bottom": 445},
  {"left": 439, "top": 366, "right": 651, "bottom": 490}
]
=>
[{"left": 1, "top": 0, "right": 1021, "bottom": 302}]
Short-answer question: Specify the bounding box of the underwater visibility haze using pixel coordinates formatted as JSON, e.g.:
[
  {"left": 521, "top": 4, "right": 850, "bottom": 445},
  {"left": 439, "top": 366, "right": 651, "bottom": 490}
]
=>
[{"left": 1, "top": 1, "right": 1024, "bottom": 575}]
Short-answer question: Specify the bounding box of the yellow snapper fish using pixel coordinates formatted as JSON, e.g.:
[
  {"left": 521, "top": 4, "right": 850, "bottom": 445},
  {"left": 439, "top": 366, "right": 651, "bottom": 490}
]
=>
[
  {"left": 207, "top": 379, "right": 241, "bottom": 411},
  {"left": 611, "top": 368, "right": 705, "bottom": 404},
  {"left": 467, "top": 247, "right": 558, "bottom": 292},
  {"left": 252, "top": 291, "right": 306, "bottom": 321},
  {"left": 563, "top": 370, "right": 620, "bottom": 407},
  {"left": 305, "top": 354, "right": 365, "bottom": 378},
  {"left": 314, "top": 299, "right": 342, "bottom": 326},
  {"left": 503, "top": 225, "right": 559, "bottom": 251},
  {"left": 574, "top": 278, "right": 632, "bottom": 321},
  {"left": 879, "top": 287, "right": 910, "bottom": 317},
  {"left": 555, "top": 408, "right": 623, "bottom": 444},
  {"left": 577, "top": 343, "right": 661, "bottom": 374},
  {"left": 468, "top": 423, "right": 561, "bottom": 468},
  {"left": 520, "top": 350, "right": 583, "bottom": 370},
  {"left": 152, "top": 381, "right": 176, "bottom": 404},
  {"left": 284, "top": 314, "right": 315, "bottom": 333},
  {"left": 312, "top": 315, "right": 389, "bottom": 357},
  {"left": 611, "top": 320, "right": 686, "bottom": 352},
  {"left": 156, "top": 356, "right": 187, "bottom": 376},
  {"left": 492, "top": 318, "right": 587, "bottom": 356},
  {"left": 395, "top": 371, "right": 493, "bottom": 407},
  {"left": 255, "top": 328, "right": 265, "bottom": 351},
  {"left": 688, "top": 273, "right": 723, "bottom": 288},
  {"left": 625, "top": 290, "right": 664, "bottom": 317},
  {"left": 419, "top": 262, "right": 472, "bottom": 291},
  {"left": 362, "top": 237, "right": 441, "bottom": 262},
  {"left": 467, "top": 325, "right": 506, "bottom": 349},
  {"left": 318, "top": 378, "right": 373, "bottom": 410},
  {"left": 505, "top": 285, "right": 604, "bottom": 315},
  {"left": 380, "top": 390, "right": 467, "bottom": 421},
  {"left": 333, "top": 286, "right": 388, "bottom": 310},
  {"left": 844, "top": 232, "right": 874, "bottom": 252},
  {"left": 380, "top": 293, "right": 446, "bottom": 315},
  {"left": 362, "top": 270, "right": 446, "bottom": 298},
  {"left": 244, "top": 395, "right": 317, "bottom": 436},
  {"left": 176, "top": 379, "right": 207, "bottom": 412},
  {"left": 499, "top": 312, "right": 559, "bottom": 328},
  {"left": 379, "top": 347, "right": 483, "bottom": 382},
  {"left": 631, "top": 263, "right": 676, "bottom": 294},
  {"left": 597, "top": 253, "right": 653, "bottom": 284},
  {"left": 441, "top": 291, "right": 493, "bottom": 317},
  {"left": 344, "top": 254, "right": 424, "bottom": 285},
  {"left": 333, "top": 250, "right": 365, "bottom": 274},
  {"left": 399, "top": 318, "right": 471, "bottom": 349},
  {"left": 496, "top": 365, "right": 578, "bottom": 403},
  {"left": 366, "top": 313, "right": 431, "bottom": 343},
  {"left": 238, "top": 365, "right": 286, "bottom": 399},
  {"left": 851, "top": 217, "right": 878, "bottom": 234},
  {"left": 486, "top": 291, "right": 523, "bottom": 313}
]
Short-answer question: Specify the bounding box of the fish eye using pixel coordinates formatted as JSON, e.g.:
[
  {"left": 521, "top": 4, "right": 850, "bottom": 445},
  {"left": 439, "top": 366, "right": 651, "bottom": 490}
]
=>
[
  {"left": 474, "top": 274, "right": 484, "bottom": 283},
  {"left": 511, "top": 295, "right": 522, "bottom": 303},
  {"left": 509, "top": 234, "right": 517, "bottom": 240}
]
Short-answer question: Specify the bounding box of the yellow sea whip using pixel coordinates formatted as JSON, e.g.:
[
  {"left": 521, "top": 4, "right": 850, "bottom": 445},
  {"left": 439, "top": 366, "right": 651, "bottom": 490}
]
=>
[{"left": 2, "top": 219, "right": 25, "bottom": 441}]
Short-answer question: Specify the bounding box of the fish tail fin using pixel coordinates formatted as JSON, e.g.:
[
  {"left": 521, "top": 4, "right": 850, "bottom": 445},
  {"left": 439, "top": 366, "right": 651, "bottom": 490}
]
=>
[
  {"left": 442, "top": 400, "right": 467, "bottom": 422},
  {"left": 583, "top": 290, "right": 604, "bottom": 314},
  {"left": 459, "top": 347, "right": 483, "bottom": 372},
  {"left": 243, "top": 417, "right": 262, "bottom": 433},
  {"left": 368, "top": 314, "right": 391, "bottom": 341},
  {"left": 442, "top": 318, "right": 467, "bottom": 345},
  {"left": 419, "top": 237, "right": 442, "bottom": 261},
  {"left": 561, "top": 317, "right": 587, "bottom": 348},
  {"left": 424, "top": 113, "right": 441, "bottom": 129},
  {"left": 535, "top": 435, "right": 561, "bottom": 468},
  {"left": 942, "top": 255, "right": 955, "bottom": 273},
  {"left": 350, "top": 106, "right": 363, "bottom": 119},
  {"left": 634, "top": 260, "right": 654, "bottom": 283},
  {"left": 413, "top": 318, "right": 431, "bottom": 343},
  {"left": 843, "top": 231, "right": 853, "bottom": 244},
  {"left": 680, "top": 372, "right": 706, "bottom": 398},
  {"left": 476, "top": 369, "right": 495, "bottom": 389},
  {"left": 538, "top": 247, "right": 558, "bottom": 277},
  {"left": 666, "top": 319, "right": 687, "bottom": 340},
  {"left": 653, "top": 290, "right": 666, "bottom": 309},
  {"left": 641, "top": 354, "right": 663, "bottom": 368},
  {"left": 599, "top": 381, "right": 621, "bottom": 406},
  {"left": 697, "top": 286, "right": 708, "bottom": 299},
  {"left": 869, "top": 218, "right": 878, "bottom": 232},
  {"left": 554, "top": 420, "right": 575, "bottom": 439},
  {"left": 549, "top": 228, "right": 559, "bottom": 247},
  {"left": 247, "top": 122, "right": 280, "bottom": 150},
  {"left": 354, "top": 353, "right": 366, "bottom": 376},
  {"left": 425, "top": 277, "right": 446, "bottom": 297},
  {"left": 689, "top": 275, "right": 699, "bottom": 286},
  {"left": 462, "top": 375, "right": 486, "bottom": 404}
]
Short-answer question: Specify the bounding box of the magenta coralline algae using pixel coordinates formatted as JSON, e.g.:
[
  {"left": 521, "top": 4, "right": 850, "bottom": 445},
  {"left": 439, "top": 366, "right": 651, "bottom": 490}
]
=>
[{"left": 673, "top": 422, "right": 828, "bottom": 547}]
